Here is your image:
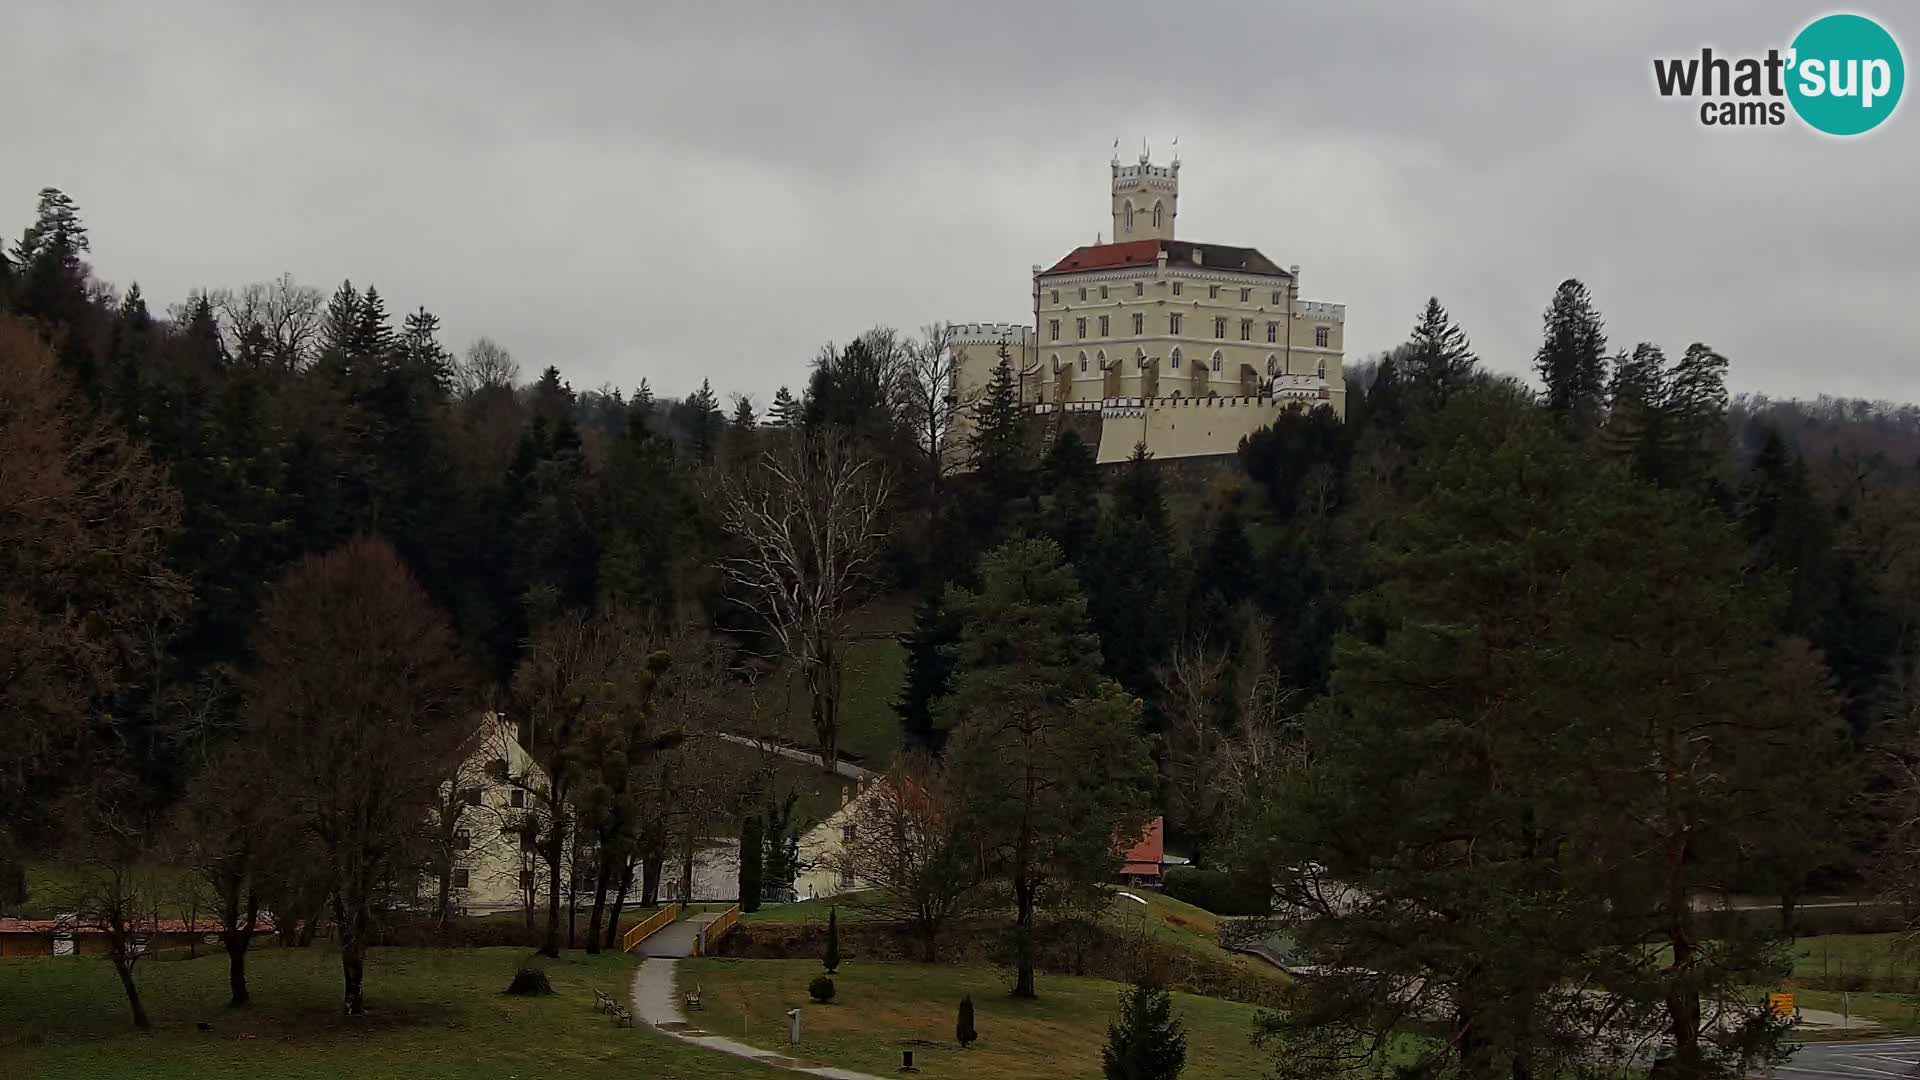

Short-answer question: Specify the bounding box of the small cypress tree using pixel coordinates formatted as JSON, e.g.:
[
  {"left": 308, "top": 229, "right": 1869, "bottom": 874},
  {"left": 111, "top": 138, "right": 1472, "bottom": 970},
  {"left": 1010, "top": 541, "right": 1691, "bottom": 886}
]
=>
[
  {"left": 956, "top": 994, "right": 978, "bottom": 1048},
  {"left": 1101, "top": 981, "right": 1187, "bottom": 1080},
  {"left": 823, "top": 907, "right": 841, "bottom": 973}
]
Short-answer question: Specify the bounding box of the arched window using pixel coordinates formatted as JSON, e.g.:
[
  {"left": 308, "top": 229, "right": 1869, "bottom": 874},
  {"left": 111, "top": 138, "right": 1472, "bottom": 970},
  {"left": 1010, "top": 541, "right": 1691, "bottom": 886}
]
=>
[
  {"left": 1136, "top": 348, "right": 1147, "bottom": 370},
  {"left": 1152, "top": 201, "right": 1163, "bottom": 229},
  {"left": 1075, "top": 351, "right": 1086, "bottom": 374},
  {"left": 1170, "top": 347, "right": 1182, "bottom": 370},
  {"left": 1124, "top": 201, "right": 1134, "bottom": 232},
  {"left": 1050, "top": 354, "right": 1059, "bottom": 374},
  {"left": 1316, "top": 359, "right": 1327, "bottom": 380},
  {"left": 1211, "top": 351, "right": 1223, "bottom": 373},
  {"left": 1094, "top": 350, "right": 1105, "bottom": 371}
]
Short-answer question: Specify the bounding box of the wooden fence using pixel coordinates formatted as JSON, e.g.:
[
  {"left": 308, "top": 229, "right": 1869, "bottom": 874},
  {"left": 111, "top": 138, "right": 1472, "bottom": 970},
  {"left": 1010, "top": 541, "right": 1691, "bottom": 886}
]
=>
[
  {"left": 620, "top": 903, "right": 682, "bottom": 954},
  {"left": 695, "top": 905, "right": 740, "bottom": 957}
]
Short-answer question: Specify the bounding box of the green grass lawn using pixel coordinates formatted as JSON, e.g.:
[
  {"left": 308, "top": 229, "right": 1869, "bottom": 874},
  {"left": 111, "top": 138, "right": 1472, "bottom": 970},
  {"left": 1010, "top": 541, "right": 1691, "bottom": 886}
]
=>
[
  {"left": 742, "top": 598, "right": 911, "bottom": 773},
  {"left": 1789, "top": 932, "right": 1920, "bottom": 986},
  {"left": 0, "top": 946, "right": 781, "bottom": 1080},
  {"left": 677, "top": 957, "right": 1272, "bottom": 1080}
]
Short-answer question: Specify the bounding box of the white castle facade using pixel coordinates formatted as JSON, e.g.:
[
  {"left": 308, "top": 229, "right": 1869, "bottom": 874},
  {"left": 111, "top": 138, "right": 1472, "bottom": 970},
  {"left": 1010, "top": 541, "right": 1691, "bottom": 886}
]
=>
[{"left": 948, "top": 149, "right": 1346, "bottom": 464}]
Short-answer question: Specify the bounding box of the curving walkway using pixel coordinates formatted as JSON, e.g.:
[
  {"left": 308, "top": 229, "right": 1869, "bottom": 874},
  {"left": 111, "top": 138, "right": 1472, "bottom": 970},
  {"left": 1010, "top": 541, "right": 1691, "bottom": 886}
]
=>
[{"left": 630, "top": 957, "right": 884, "bottom": 1079}]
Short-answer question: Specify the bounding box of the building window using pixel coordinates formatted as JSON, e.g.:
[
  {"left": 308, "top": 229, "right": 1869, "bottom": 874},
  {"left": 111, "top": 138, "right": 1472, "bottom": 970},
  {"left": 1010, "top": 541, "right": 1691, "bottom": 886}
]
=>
[
  {"left": 1240, "top": 319, "right": 1252, "bottom": 341},
  {"left": 1208, "top": 284, "right": 1220, "bottom": 300},
  {"left": 1315, "top": 325, "right": 1330, "bottom": 348},
  {"left": 1213, "top": 317, "right": 1227, "bottom": 338},
  {"left": 1136, "top": 351, "right": 1146, "bottom": 369},
  {"left": 1152, "top": 202, "right": 1163, "bottom": 228},
  {"left": 1240, "top": 288, "right": 1251, "bottom": 302},
  {"left": 1080, "top": 354, "right": 1088, "bottom": 372},
  {"left": 1100, "top": 285, "right": 1109, "bottom": 299},
  {"left": 1050, "top": 289, "right": 1059, "bottom": 304},
  {"left": 464, "top": 788, "right": 482, "bottom": 807},
  {"left": 1134, "top": 282, "right": 1144, "bottom": 297},
  {"left": 1267, "top": 322, "right": 1278, "bottom": 344},
  {"left": 1049, "top": 319, "right": 1060, "bottom": 341},
  {"left": 452, "top": 868, "right": 470, "bottom": 889},
  {"left": 1271, "top": 290, "right": 1283, "bottom": 305},
  {"left": 454, "top": 829, "right": 471, "bottom": 852},
  {"left": 1171, "top": 282, "right": 1181, "bottom": 296},
  {"left": 1170, "top": 348, "right": 1182, "bottom": 369},
  {"left": 1168, "top": 313, "right": 1182, "bottom": 334},
  {"left": 1124, "top": 202, "right": 1134, "bottom": 231},
  {"left": 1133, "top": 312, "right": 1144, "bottom": 335},
  {"left": 1317, "top": 359, "right": 1327, "bottom": 379},
  {"left": 1076, "top": 317, "right": 1086, "bottom": 339},
  {"left": 509, "top": 789, "right": 525, "bottom": 808},
  {"left": 1212, "top": 352, "right": 1223, "bottom": 372},
  {"left": 1099, "top": 315, "right": 1110, "bottom": 337},
  {"left": 842, "top": 824, "right": 857, "bottom": 845},
  {"left": 1078, "top": 286, "right": 1087, "bottom": 301}
]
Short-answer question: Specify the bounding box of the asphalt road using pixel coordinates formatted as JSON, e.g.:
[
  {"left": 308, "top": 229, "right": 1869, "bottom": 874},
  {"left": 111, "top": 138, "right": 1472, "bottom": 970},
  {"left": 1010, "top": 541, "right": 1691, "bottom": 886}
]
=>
[{"left": 1775, "top": 1038, "right": 1920, "bottom": 1080}]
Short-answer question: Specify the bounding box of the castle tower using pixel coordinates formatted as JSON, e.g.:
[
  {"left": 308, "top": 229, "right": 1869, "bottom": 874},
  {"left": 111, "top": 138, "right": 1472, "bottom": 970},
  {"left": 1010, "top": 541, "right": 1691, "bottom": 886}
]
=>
[{"left": 1111, "top": 141, "right": 1179, "bottom": 242}]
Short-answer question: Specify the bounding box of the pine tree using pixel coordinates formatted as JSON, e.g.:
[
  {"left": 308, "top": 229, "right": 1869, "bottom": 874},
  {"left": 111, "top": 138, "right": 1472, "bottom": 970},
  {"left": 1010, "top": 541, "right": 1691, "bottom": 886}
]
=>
[
  {"left": 969, "top": 351, "right": 1027, "bottom": 507},
  {"left": 350, "top": 285, "right": 394, "bottom": 363},
  {"left": 1401, "top": 297, "right": 1477, "bottom": 413},
  {"left": 1112, "top": 443, "right": 1168, "bottom": 540},
  {"left": 686, "top": 378, "right": 723, "bottom": 464},
  {"left": 400, "top": 306, "right": 454, "bottom": 392},
  {"left": 1660, "top": 342, "right": 1730, "bottom": 489},
  {"left": 729, "top": 394, "right": 756, "bottom": 431},
  {"left": 1039, "top": 429, "right": 1102, "bottom": 559},
  {"left": 1534, "top": 278, "right": 1609, "bottom": 435},
  {"left": 956, "top": 995, "right": 978, "bottom": 1048},
  {"left": 318, "top": 280, "right": 361, "bottom": 360},
  {"left": 769, "top": 385, "right": 799, "bottom": 428},
  {"left": 1604, "top": 343, "right": 1669, "bottom": 480},
  {"left": 895, "top": 593, "right": 963, "bottom": 751},
  {"left": 823, "top": 907, "right": 840, "bottom": 973},
  {"left": 1102, "top": 981, "right": 1188, "bottom": 1080}
]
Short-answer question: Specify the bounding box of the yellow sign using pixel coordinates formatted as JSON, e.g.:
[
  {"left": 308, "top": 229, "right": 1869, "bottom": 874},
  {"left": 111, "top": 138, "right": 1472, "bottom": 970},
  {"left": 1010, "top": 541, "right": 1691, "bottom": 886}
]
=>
[{"left": 1767, "top": 992, "right": 1794, "bottom": 1017}]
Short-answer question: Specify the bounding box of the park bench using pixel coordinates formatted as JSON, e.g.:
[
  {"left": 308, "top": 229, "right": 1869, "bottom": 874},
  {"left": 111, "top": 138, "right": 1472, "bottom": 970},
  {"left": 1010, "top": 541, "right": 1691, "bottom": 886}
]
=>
[
  {"left": 610, "top": 1003, "right": 633, "bottom": 1026},
  {"left": 684, "top": 983, "right": 703, "bottom": 1012}
]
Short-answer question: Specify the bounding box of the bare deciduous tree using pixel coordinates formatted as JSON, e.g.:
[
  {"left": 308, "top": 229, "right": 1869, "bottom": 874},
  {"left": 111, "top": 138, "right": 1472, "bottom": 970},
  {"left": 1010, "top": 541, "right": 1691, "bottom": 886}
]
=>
[
  {"left": 207, "top": 273, "right": 324, "bottom": 368},
  {"left": 717, "top": 430, "right": 891, "bottom": 769},
  {"left": 61, "top": 774, "right": 165, "bottom": 1028},
  {"left": 455, "top": 336, "right": 521, "bottom": 398},
  {"left": 897, "top": 322, "right": 977, "bottom": 499},
  {"left": 248, "top": 536, "right": 473, "bottom": 1016},
  {"left": 826, "top": 753, "right": 980, "bottom": 961}
]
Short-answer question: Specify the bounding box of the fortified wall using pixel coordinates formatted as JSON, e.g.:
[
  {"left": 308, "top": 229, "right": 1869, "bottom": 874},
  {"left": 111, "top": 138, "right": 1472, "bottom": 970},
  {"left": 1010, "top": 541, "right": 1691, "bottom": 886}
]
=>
[{"left": 1031, "top": 379, "right": 1332, "bottom": 465}]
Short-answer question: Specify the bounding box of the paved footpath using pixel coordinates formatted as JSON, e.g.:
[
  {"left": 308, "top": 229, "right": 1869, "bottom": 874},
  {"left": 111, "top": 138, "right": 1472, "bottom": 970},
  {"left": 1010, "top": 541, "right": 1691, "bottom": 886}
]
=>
[
  {"left": 630, "top": 957, "right": 885, "bottom": 1079},
  {"left": 637, "top": 911, "right": 719, "bottom": 958},
  {"left": 1773, "top": 1037, "right": 1920, "bottom": 1080}
]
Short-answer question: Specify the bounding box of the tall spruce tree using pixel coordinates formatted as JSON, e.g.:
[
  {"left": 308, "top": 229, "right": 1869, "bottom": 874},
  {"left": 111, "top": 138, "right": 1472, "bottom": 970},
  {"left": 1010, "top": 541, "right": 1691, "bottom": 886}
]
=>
[
  {"left": 1534, "top": 278, "right": 1609, "bottom": 435},
  {"left": 686, "top": 378, "right": 723, "bottom": 464},
  {"left": 1039, "top": 428, "right": 1102, "bottom": 559},
  {"left": 1102, "top": 981, "right": 1189, "bottom": 1080},
  {"left": 895, "top": 593, "right": 964, "bottom": 751},
  {"left": 768, "top": 385, "right": 798, "bottom": 428},
  {"left": 970, "top": 350, "right": 1028, "bottom": 509},
  {"left": 1400, "top": 297, "right": 1477, "bottom": 414}
]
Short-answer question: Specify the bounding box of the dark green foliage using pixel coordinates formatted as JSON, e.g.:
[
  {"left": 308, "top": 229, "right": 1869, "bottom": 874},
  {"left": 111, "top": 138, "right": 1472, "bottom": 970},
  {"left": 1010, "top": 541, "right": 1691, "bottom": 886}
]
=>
[
  {"left": 896, "top": 593, "right": 963, "bottom": 751},
  {"left": 1111, "top": 443, "right": 1168, "bottom": 539},
  {"left": 1400, "top": 297, "right": 1477, "bottom": 413},
  {"left": 1039, "top": 429, "right": 1102, "bottom": 557},
  {"left": 738, "top": 815, "right": 764, "bottom": 913},
  {"left": 823, "top": 907, "right": 840, "bottom": 973},
  {"left": 802, "top": 331, "right": 906, "bottom": 449},
  {"left": 1081, "top": 512, "right": 1175, "bottom": 699},
  {"left": 1239, "top": 405, "right": 1351, "bottom": 519},
  {"left": 1186, "top": 505, "right": 1256, "bottom": 634},
  {"left": 685, "top": 378, "right": 723, "bottom": 464},
  {"left": 1159, "top": 867, "right": 1270, "bottom": 916},
  {"left": 969, "top": 350, "right": 1028, "bottom": 510},
  {"left": 956, "top": 994, "right": 977, "bottom": 1048},
  {"left": 762, "top": 791, "right": 802, "bottom": 903},
  {"left": 1534, "top": 277, "right": 1609, "bottom": 434},
  {"left": 768, "top": 385, "right": 798, "bottom": 428},
  {"left": 1102, "top": 981, "right": 1187, "bottom": 1080},
  {"left": 807, "top": 975, "right": 835, "bottom": 1003}
]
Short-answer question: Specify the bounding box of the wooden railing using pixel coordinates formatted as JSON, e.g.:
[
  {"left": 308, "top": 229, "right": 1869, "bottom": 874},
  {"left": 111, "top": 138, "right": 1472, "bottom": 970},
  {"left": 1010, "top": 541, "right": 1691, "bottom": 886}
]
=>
[
  {"left": 620, "top": 903, "right": 682, "bottom": 954},
  {"left": 695, "top": 905, "right": 740, "bottom": 957}
]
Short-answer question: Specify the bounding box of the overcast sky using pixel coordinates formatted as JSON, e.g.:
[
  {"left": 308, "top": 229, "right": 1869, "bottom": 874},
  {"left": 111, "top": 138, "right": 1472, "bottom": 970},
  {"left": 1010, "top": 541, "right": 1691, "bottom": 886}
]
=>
[{"left": 5, "top": 1, "right": 1915, "bottom": 404}]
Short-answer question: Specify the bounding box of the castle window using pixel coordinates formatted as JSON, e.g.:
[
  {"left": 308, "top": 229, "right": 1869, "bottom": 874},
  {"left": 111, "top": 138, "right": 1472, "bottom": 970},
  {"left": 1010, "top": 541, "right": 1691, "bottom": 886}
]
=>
[
  {"left": 452, "top": 868, "right": 470, "bottom": 889},
  {"left": 1133, "top": 313, "right": 1144, "bottom": 335},
  {"left": 1136, "top": 352, "right": 1146, "bottom": 370},
  {"left": 1211, "top": 351, "right": 1223, "bottom": 372},
  {"left": 1100, "top": 285, "right": 1109, "bottom": 300},
  {"left": 1171, "top": 282, "right": 1181, "bottom": 296},
  {"left": 1271, "top": 290, "right": 1283, "bottom": 305},
  {"left": 1170, "top": 348, "right": 1182, "bottom": 369},
  {"left": 1124, "top": 202, "right": 1134, "bottom": 231},
  {"left": 1051, "top": 354, "right": 1060, "bottom": 373},
  {"left": 510, "top": 789, "right": 525, "bottom": 808},
  {"left": 1134, "top": 282, "right": 1144, "bottom": 297},
  {"left": 1213, "top": 317, "right": 1227, "bottom": 338},
  {"left": 1076, "top": 317, "right": 1086, "bottom": 339},
  {"left": 454, "top": 829, "right": 471, "bottom": 851},
  {"left": 1099, "top": 315, "right": 1110, "bottom": 337},
  {"left": 1240, "top": 288, "right": 1251, "bottom": 302},
  {"left": 1152, "top": 202, "right": 1163, "bottom": 229},
  {"left": 1315, "top": 325, "right": 1330, "bottom": 348},
  {"left": 1078, "top": 287, "right": 1087, "bottom": 302},
  {"left": 1267, "top": 322, "right": 1278, "bottom": 344},
  {"left": 1080, "top": 354, "right": 1088, "bottom": 373},
  {"left": 1168, "top": 313, "right": 1182, "bottom": 334},
  {"left": 1317, "top": 359, "right": 1327, "bottom": 379},
  {"left": 1240, "top": 319, "right": 1252, "bottom": 341},
  {"left": 1050, "top": 290, "right": 1059, "bottom": 304},
  {"left": 1208, "top": 285, "right": 1219, "bottom": 300},
  {"left": 1049, "top": 319, "right": 1060, "bottom": 341}
]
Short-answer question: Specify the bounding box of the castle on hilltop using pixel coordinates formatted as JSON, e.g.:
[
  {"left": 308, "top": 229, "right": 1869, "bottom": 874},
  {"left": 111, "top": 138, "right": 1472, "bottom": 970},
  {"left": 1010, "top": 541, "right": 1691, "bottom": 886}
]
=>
[{"left": 948, "top": 147, "right": 1346, "bottom": 464}]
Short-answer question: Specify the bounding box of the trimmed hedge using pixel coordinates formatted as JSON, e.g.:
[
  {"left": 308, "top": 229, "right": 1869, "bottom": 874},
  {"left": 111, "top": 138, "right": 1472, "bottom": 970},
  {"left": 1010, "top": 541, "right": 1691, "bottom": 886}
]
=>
[{"left": 1162, "top": 867, "right": 1271, "bottom": 917}]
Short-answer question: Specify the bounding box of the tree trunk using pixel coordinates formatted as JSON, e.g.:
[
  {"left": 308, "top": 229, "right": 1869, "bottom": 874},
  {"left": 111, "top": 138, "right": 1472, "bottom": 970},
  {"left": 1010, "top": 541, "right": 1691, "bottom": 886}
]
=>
[
  {"left": 542, "top": 824, "right": 565, "bottom": 958},
  {"left": 335, "top": 896, "right": 367, "bottom": 1017},
  {"left": 586, "top": 847, "right": 613, "bottom": 955},
  {"left": 227, "top": 933, "right": 251, "bottom": 1007},
  {"left": 605, "top": 857, "right": 634, "bottom": 949},
  {"left": 433, "top": 857, "right": 452, "bottom": 928},
  {"left": 110, "top": 949, "right": 149, "bottom": 1029},
  {"left": 807, "top": 652, "right": 842, "bottom": 772},
  {"left": 642, "top": 853, "right": 663, "bottom": 907},
  {"left": 1663, "top": 730, "right": 1702, "bottom": 1080},
  {"left": 679, "top": 836, "right": 695, "bottom": 903},
  {"left": 1012, "top": 827, "right": 1035, "bottom": 999}
]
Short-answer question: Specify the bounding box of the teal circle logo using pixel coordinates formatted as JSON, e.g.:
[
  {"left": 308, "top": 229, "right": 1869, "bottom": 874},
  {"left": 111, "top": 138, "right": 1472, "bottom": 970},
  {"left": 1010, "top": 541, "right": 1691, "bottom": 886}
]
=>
[{"left": 1787, "top": 13, "right": 1904, "bottom": 135}]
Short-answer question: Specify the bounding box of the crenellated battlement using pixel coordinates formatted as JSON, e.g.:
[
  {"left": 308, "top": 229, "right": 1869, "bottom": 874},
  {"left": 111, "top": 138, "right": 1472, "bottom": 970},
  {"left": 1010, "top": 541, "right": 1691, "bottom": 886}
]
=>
[
  {"left": 949, "top": 322, "right": 1033, "bottom": 345},
  {"left": 1296, "top": 300, "right": 1345, "bottom": 322}
]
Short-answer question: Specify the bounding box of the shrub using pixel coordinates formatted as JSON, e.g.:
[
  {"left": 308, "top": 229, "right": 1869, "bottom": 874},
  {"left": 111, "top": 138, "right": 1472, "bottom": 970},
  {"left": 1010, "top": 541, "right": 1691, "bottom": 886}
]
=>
[
  {"left": 956, "top": 994, "right": 977, "bottom": 1048},
  {"left": 808, "top": 975, "right": 836, "bottom": 1003},
  {"left": 823, "top": 907, "right": 840, "bottom": 973},
  {"left": 1162, "top": 867, "right": 1270, "bottom": 916},
  {"left": 505, "top": 955, "right": 554, "bottom": 996},
  {"left": 1102, "top": 980, "right": 1188, "bottom": 1080}
]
